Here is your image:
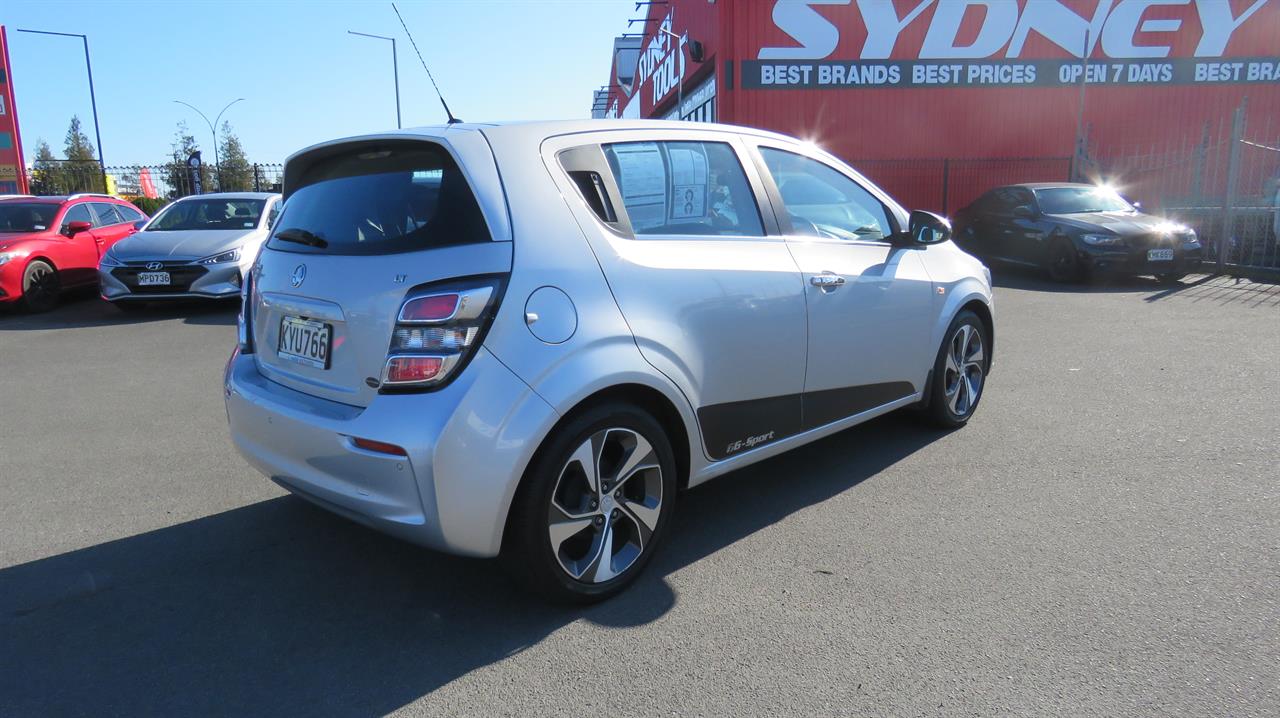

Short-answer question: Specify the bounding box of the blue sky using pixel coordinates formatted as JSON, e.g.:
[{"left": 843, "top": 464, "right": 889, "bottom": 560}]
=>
[{"left": 3, "top": 0, "right": 632, "bottom": 165}]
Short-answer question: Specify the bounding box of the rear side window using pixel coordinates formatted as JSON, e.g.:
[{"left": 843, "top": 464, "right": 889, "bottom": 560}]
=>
[
  {"left": 116, "top": 204, "right": 146, "bottom": 223},
  {"left": 603, "top": 141, "right": 763, "bottom": 237},
  {"left": 269, "top": 144, "right": 490, "bottom": 255},
  {"left": 90, "top": 203, "right": 124, "bottom": 226}
]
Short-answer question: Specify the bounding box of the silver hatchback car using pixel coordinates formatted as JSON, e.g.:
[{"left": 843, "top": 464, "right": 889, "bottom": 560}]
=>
[{"left": 225, "top": 120, "right": 994, "bottom": 602}]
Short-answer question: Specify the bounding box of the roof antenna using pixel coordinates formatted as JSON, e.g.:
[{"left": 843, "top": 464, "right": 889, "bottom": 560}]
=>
[{"left": 391, "top": 2, "right": 461, "bottom": 124}]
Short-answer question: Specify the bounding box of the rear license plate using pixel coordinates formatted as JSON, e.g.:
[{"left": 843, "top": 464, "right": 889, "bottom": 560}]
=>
[
  {"left": 278, "top": 316, "right": 332, "bottom": 369},
  {"left": 1147, "top": 249, "right": 1174, "bottom": 261},
  {"left": 137, "top": 271, "right": 170, "bottom": 286}
]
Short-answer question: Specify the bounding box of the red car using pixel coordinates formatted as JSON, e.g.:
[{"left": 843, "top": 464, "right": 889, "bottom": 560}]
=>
[{"left": 0, "top": 194, "right": 148, "bottom": 312}]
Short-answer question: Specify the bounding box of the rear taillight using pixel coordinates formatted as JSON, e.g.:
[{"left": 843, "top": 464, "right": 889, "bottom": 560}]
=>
[
  {"left": 382, "top": 277, "right": 503, "bottom": 391},
  {"left": 237, "top": 266, "right": 255, "bottom": 354}
]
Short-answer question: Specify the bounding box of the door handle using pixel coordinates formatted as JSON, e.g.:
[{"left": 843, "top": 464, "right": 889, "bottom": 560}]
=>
[{"left": 810, "top": 273, "right": 845, "bottom": 289}]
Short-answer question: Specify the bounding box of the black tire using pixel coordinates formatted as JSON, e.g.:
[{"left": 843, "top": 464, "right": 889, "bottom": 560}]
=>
[
  {"left": 923, "top": 310, "right": 989, "bottom": 429},
  {"left": 114, "top": 301, "right": 149, "bottom": 312},
  {"left": 1155, "top": 272, "right": 1186, "bottom": 285},
  {"left": 502, "top": 402, "right": 678, "bottom": 604},
  {"left": 1047, "top": 238, "right": 1083, "bottom": 283},
  {"left": 19, "top": 260, "right": 60, "bottom": 313}
]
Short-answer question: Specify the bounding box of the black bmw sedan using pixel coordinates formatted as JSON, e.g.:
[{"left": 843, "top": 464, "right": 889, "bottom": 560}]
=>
[{"left": 953, "top": 183, "right": 1203, "bottom": 283}]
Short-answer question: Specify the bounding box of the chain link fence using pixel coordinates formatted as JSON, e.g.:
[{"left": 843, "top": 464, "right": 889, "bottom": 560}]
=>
[{"left": 24, "top": 160, "right": 284, "bottom": 203}]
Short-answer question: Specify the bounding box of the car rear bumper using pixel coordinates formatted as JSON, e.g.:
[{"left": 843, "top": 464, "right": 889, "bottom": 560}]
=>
[
  {"left": 1079, "top": 244, "right": 1203, "bottom": 276},
  {"left": 224, "top": 345, "right": 558, "bottom": 557},
  {"left": 100, "top": 261, "right": 242, "bottom": 301}
]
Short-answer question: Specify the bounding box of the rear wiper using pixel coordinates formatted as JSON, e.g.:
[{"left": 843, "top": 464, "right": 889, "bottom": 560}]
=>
[{"left": 273, "top": 227, "right": 328, "bottom": 248}]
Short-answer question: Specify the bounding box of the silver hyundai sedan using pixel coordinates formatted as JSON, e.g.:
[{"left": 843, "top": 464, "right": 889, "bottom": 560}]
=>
[
  {"left": 224, "top": 121, "right": 994, "bottom": 602},
  {"left": 100, "top": 191, "right": 280, "bottom": 308}
]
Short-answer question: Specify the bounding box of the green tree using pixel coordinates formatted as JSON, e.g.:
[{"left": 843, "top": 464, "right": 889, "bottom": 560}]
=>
[
  {"left": 217, "top": 121, "right": 254, "bottom": 192},
  {"left": 61, "top": 115, "right": 102, "bottom": 193},
  {"left": 63, "top": 115, "right": 96, "bottom": 161},
  {"left": 30, "top": 139, "right": 67, "bottom": 195},
  {"left": 163, "top": 120, "right": 212, "bottom": 198}
]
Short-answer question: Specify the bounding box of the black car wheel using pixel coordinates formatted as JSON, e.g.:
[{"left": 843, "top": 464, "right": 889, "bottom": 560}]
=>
[
  {"left": 20, "top": 260, "right": 61, "bottom": 313},
  {"left": 1047, "top": 239, "right": 1083, "bottom": 283},
  {"left": 502, "top": 402, "right": 678, "bottom": 604}
]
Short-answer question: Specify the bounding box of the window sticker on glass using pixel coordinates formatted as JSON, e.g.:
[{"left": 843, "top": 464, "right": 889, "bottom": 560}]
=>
[
  {"left": 604, "top": 141, "right": 763, "bottom": 238},
  {"left": 668, "top": 145, "right": 708, "bottom": 221},
  {"left": 609, "top": 142, "right": 667, "bottom": 231}
]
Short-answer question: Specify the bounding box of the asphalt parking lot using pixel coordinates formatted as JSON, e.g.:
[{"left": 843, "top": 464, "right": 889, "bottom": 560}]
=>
[{"left": 2, "top": 272, "right": 1277, "bottom": 717}]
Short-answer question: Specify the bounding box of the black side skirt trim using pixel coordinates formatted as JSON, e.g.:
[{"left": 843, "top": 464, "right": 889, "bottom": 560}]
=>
[
  {"left": 697, "top": 381, "right": 916, "bottom": 461},
  {"left": 801, "top": 382, "right": 917, "bottom": 430},
  {"left": 698, "top": 394, "right": 802, "bottom": 462}
]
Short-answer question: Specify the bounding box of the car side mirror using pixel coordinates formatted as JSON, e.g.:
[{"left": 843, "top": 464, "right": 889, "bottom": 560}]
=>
[
  {"left": 63, "top": 220, "right": 92, "bottom": 236},
  {"left": 1012, "top": 205, "right": 1035, "bottom": 219},
  {"left": 896, "top": 210, "right": 951, "bottom": 246}
]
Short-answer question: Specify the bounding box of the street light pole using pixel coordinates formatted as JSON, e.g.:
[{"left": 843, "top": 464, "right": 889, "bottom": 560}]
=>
[
  {"left": 16, "top": 29, "right": 107, "bottom": 192},
  {"left": 348, "top": 30, "right": 401, "bottom": 128},
  {"left": 173, "top": 98, "right": 244, "bottom": 191}
]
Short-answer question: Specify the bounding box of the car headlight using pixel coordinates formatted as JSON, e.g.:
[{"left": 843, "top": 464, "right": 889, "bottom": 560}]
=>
[
  {"left": 198, "top": 248, "right": 241, "bottom": 265},
  {"left": 99, "top": 250, "right": 123, "bottom": 267},
  {"left": 0, "top": 251, "right": 22, "bottom": 267},
  {"left": 1081, "top": 233, "right": 1124, "bottom": 246},
  {"left": 1181, "top": 229, "right": 1200, "bottom": 247}
]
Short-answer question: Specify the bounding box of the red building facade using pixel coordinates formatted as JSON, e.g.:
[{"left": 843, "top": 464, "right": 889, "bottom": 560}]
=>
[
  {"left": 0, "top": 26, "right": 29, "bottom": 195},
  {"left": 598, "top": 0, "right": 1280, "bottom": 214}
]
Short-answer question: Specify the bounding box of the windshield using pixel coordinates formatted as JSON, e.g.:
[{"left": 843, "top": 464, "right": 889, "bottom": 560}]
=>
[
  {"left": 1035, "top": 187, "right": 1135, "bottom": 215},
  {"left": 147, "top": 198, "right": 267, "bottom": 231},
  {"left": 0, "top": 203, "right": 60, "bottom": 233},
  {"left": 267, "top": 142, "right": 490, "bottom": 255}
]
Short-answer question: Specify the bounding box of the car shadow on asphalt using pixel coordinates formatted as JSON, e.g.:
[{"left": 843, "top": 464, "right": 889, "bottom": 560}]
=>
[
  {"left": 0, "top": 291, "right": 237, "bottom": 329},
  {"left": 0, "top": 411, "right": 943, "bottom": 717},
  {"left": 988, "top": 263, "right": 1180, "bottom": 294},
  {"left": 991, "top": 266, "right": 1280, "bottom": 307}
]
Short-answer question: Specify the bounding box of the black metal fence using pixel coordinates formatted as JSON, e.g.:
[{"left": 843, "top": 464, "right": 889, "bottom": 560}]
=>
[
  {"left": 850, "top": 157, "right": 1073, "bottom": 216},
  {"left": 24, "top": 160, "right": 284, "bottom": 201},
  {"left": 1086, "top": 98, "right": 1279, "bottom": 276}
]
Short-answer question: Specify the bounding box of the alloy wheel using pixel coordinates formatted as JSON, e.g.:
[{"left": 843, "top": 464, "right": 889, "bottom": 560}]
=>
[
  {"left": 943, "top": 324, "right": 985, "bottom": 418},
  {"left": 23, "top": 264, "right": 58, "bottom": 311},
  {"left": 547, "top": 427, "right": 664, "bottom": 584},
  {"left": 1049, "top": 242, "right": 1078, "bottom": 281}
]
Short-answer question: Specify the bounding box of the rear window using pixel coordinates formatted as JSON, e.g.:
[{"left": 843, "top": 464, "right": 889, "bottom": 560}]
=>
[
  {"left": 603, "top": 141, "right": 763, "bottom": 237},
  {"left": 268, "top": 144, "right": 490, "bottom": 255}
]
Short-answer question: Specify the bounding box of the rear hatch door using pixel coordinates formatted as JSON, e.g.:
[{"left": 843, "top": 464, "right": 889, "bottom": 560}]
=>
[{"left": 249, "top": 132, "right": 511, "bottom": 407}]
